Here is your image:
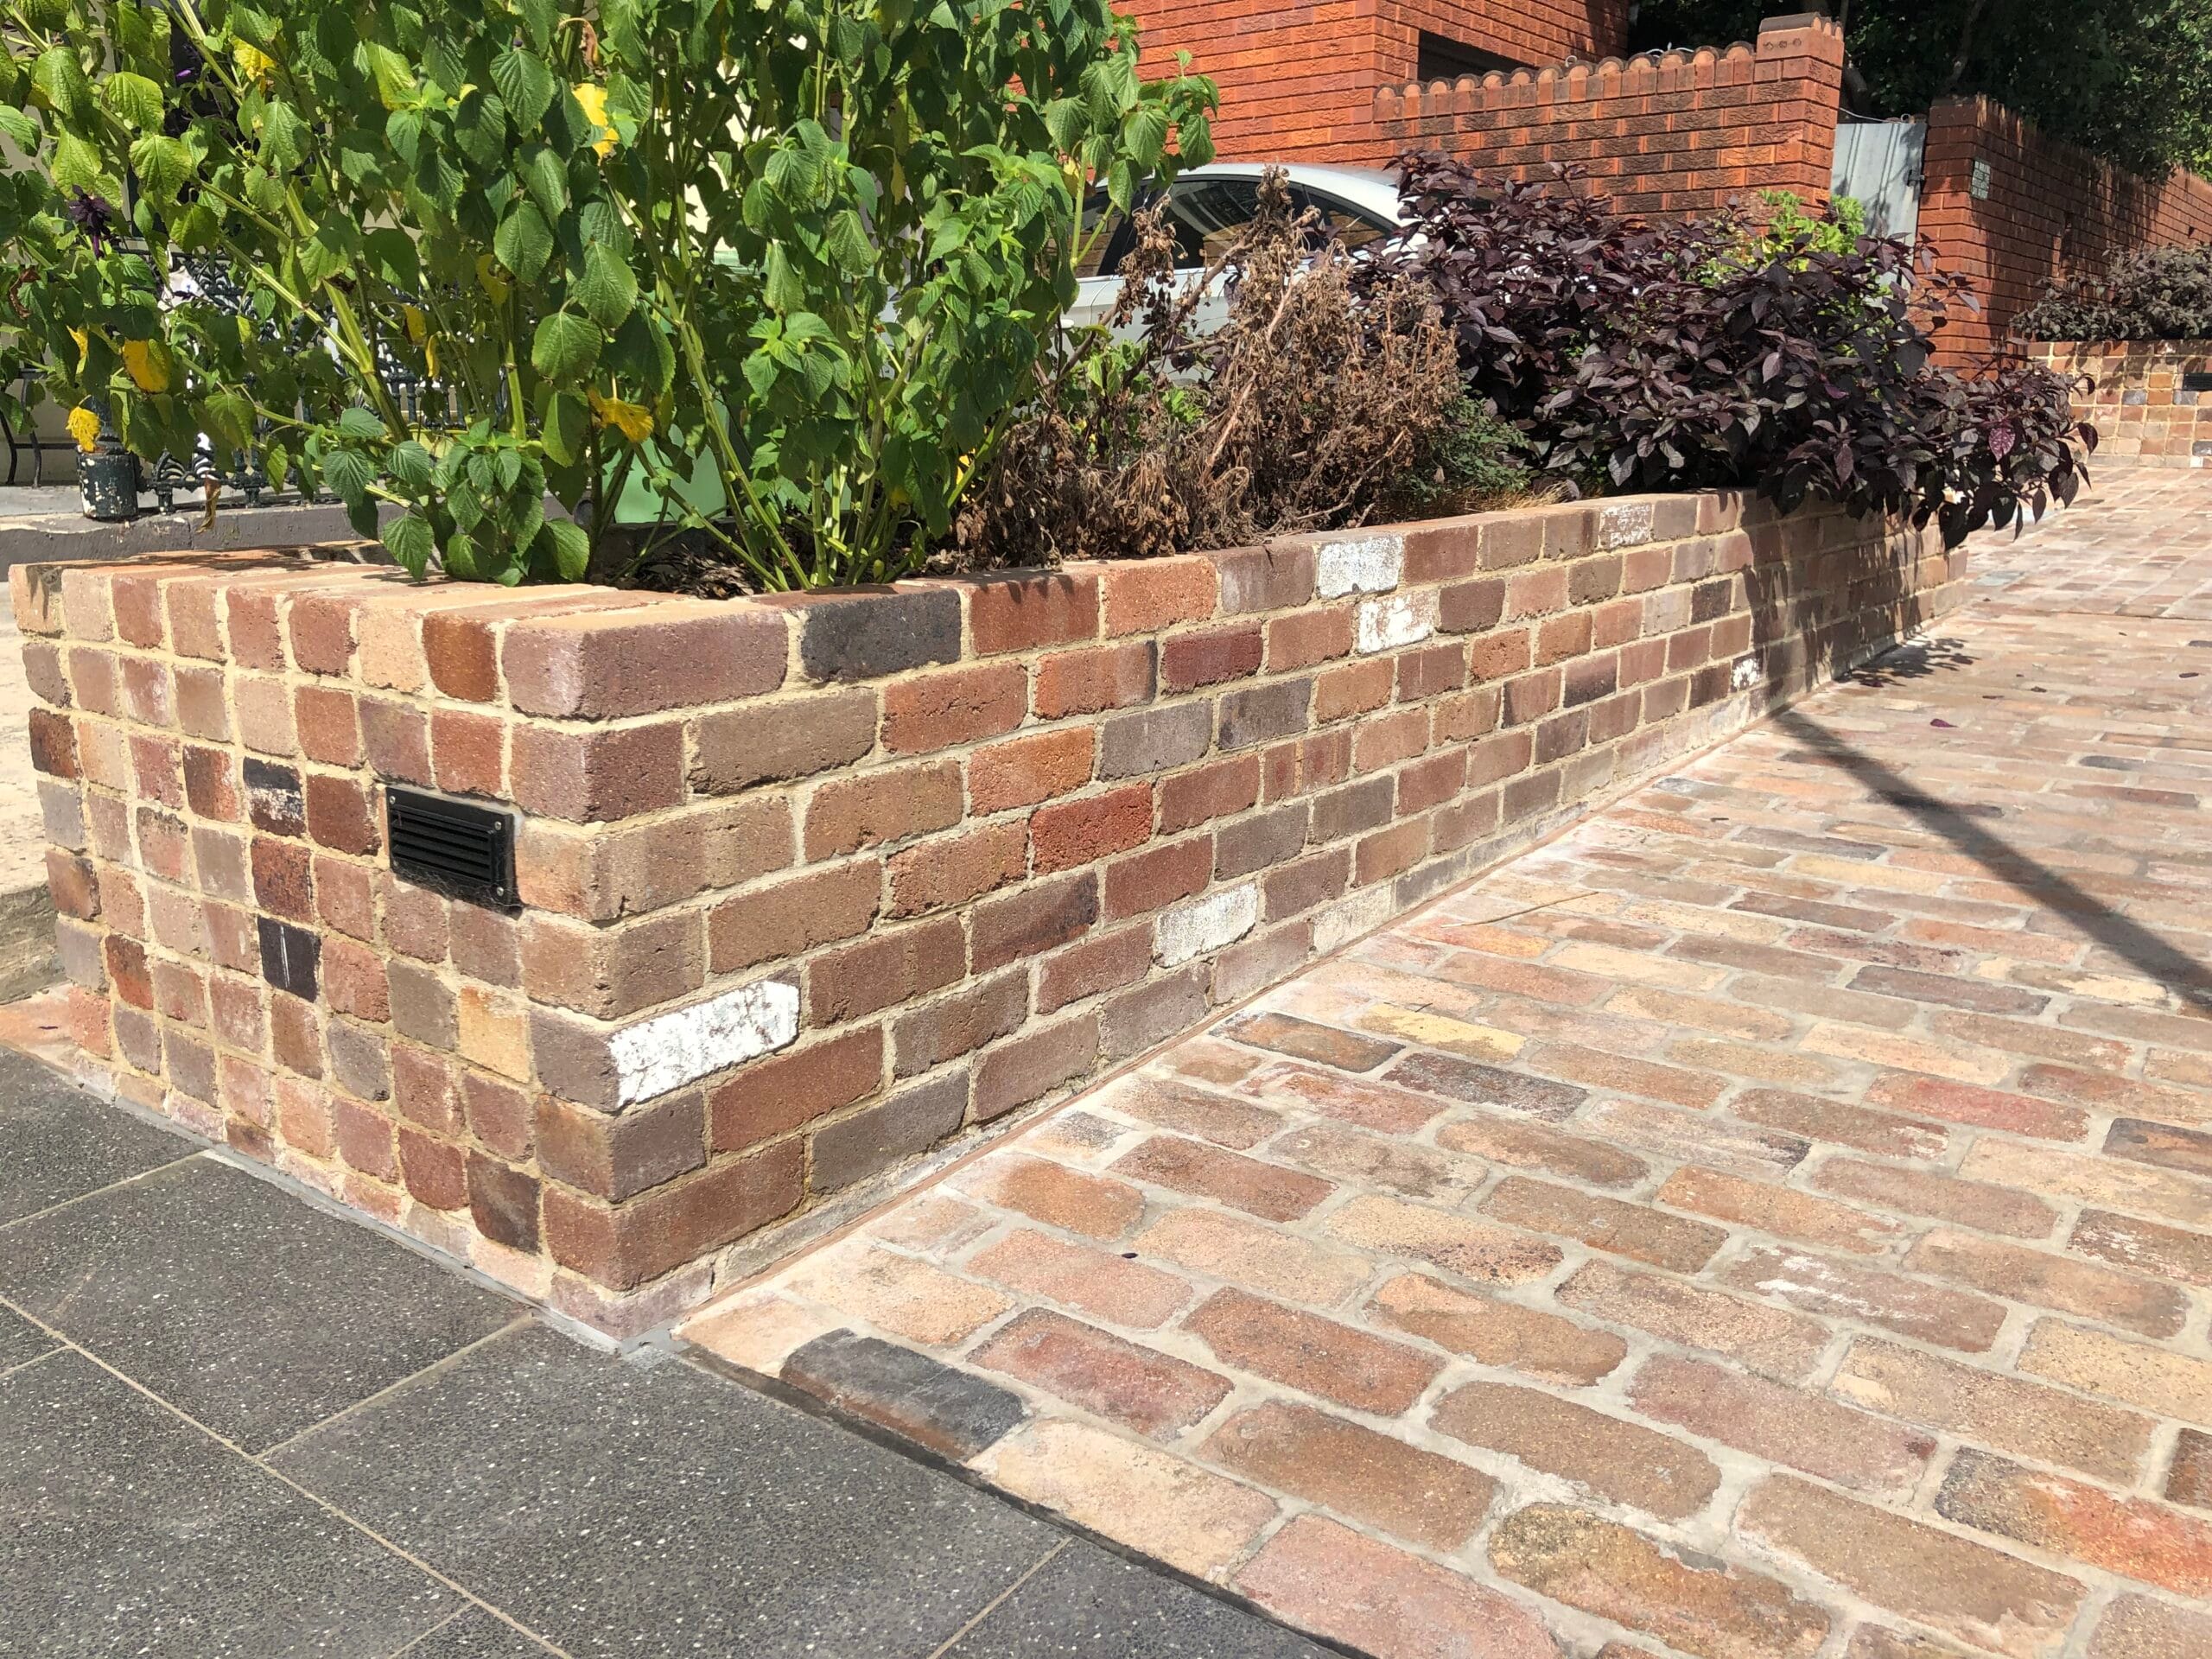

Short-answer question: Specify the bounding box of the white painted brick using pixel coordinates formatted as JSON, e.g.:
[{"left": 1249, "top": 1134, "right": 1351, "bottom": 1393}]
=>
[
  {"left": 1731, "top": 654, "right": 1760, "bottom": 691},
  {"left": 609, "top": 979, "right": 799, "bottom": 1107},
  {"left": 1154, "top": 881, "right": 1260, "bottom": 967},
  {"left": 1595, "top": 502, "right": 1656, "bottom": 550},
  {"left": 1313, "top": 886, "right": 1395, "bottom": 954},
  {"left": 1314, "top": 533, "right": 1404, "bottom": 598},
  {"left": 1356, "top": 589, "right": 1439, "bottom": 654}
]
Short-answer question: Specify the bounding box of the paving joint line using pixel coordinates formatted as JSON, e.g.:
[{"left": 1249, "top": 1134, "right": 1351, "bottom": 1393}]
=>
[
  {"left": 683, "top": 1345, "right": 1368, "bottom": 1659},
  {"left": 0, "top": 1343, "right": 66, "bottom": 1384},
  {"left": 0, "top": 1147, "right": 211, "bottom": 1236},
  {"left": 0, "top": 1290, "right": 575, "bottom": 1659},
  {"left": 918, "top": 1537, "right": 1071, "bottom": 1659},
  {"left": 250, "top": 1314, "right": 537, "bottom": 1464}
]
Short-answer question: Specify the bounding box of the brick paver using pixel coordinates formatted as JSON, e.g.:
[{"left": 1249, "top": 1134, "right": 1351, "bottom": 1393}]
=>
[{"left": 685, "top": 469, "right": 2212, "bottom": 1659}]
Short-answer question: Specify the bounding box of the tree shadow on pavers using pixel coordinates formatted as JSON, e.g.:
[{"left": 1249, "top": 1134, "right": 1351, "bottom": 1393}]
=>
[
  {"left": 1773, "top": 705, "right": 2212, "bottom": 1015},
  {"left": 1839, "top": 637, "right": 1976, "bottom": 686}
]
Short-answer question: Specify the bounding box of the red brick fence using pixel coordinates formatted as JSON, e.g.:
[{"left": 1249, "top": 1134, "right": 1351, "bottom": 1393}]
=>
[{"left": 16, "top": 493, "right": 1966, "bottom": 1335}]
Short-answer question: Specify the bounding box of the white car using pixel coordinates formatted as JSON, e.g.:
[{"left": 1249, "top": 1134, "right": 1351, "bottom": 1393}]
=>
[{"left": 1067, "top": 162, "right": 1409, "bottom": 335}]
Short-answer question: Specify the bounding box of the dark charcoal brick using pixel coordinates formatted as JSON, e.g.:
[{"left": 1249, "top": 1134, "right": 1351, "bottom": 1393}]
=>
[
  {"left": 1218, "top": 677, "right": 1312, "bottom": 750},
  {"left": 2107, "top": 1117, "right": 2212, "bottom": 1179},
  {"left": 808, "top": 1071, "right": 969, "bottom": 1193},
  {"left": 1384, "top": 1052, "right": 1588, "bottom": 1122},
  {"left": 258, "top": 915, "right": 321, "bottom": 1001},
  {"left": 780, "top": 1329, "right": 1028, "bottom": 1459},
  {"left": 798, "top": 590, "right": 961, "bottom": 683},
  {"left": 1098, "top": 703, "right": 1212, "bottom": 780},
  {"left": 243, "top": 756, "right": 306, "bottom": 836}
]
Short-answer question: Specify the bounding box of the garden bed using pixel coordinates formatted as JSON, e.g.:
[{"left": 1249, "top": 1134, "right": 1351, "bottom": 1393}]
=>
[{"left": 16, "top": 490, "right": 1966, "bottom": 1337}]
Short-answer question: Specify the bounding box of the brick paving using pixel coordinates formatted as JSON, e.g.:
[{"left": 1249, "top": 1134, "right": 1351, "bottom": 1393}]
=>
[{"left": 689, "top": 468, "right": 2212, "bottom": 1659}]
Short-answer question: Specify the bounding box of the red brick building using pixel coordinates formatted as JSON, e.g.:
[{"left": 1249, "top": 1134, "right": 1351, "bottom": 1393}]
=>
[
  {"left": 1134, "top": 3, "right": 2212, "bottom": 361},
  {"left": 1135, "top": 1, "right": 1631, "bottom": 162}
]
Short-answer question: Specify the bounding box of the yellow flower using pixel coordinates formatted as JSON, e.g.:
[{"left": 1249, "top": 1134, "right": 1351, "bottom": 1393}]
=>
[
  {"left": 573, "top": 82, "right": 617, "bottom": 157},
  {"left": 67, "top": 327, "right": 88, "bottom": 368},
  {"left": 401, "top": 304, "right": 429, "bottom": 343},
  {"left": 120, "top": 338, "right": 171, "bottom": 393},
  {"left": 234, "top": 41, "right": 278, "bottom": 89},
  {"left": 588, "top": 389, "right": 653, "bottom": 443},
  {"left": 66, "top": 406, "right": 102, "bottom": 453}
]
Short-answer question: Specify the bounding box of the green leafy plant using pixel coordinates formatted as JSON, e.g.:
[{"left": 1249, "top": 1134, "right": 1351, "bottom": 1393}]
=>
[{"left": 0, "top": 1, "right": 1212, "bottom": 588}]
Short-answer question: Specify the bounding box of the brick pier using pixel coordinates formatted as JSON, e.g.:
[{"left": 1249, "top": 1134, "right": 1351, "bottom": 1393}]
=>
[{"left": 688, "top": 467, "right": 2212, "bottom": 1659}]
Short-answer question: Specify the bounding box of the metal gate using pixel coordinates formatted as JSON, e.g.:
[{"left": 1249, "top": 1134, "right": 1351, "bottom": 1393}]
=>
[{"left": 1832, "top": 118, "right": 1927, "bottom": 241}]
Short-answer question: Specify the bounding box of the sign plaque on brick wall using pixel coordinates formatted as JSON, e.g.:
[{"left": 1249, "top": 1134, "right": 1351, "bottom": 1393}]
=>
[{"left": 1969, "top": 159, "right": 1993, "bottom": 200}]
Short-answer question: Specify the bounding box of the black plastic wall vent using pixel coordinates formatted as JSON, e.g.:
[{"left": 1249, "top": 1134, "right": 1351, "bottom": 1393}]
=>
[
  {"left": 387, "top": 787, "right": 516, "bottom": 908},
  {"left": 2184, "top": 372, "right": 2212, "bottom": 392}
]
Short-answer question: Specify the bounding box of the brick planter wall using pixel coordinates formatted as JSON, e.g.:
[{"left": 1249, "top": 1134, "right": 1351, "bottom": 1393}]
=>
[
  {"left": 2031, "top": 340, "right": 2212, "bottom": 468},
  {"left": 14, "top": 492, "right": 1966, "bottom": 1336}
]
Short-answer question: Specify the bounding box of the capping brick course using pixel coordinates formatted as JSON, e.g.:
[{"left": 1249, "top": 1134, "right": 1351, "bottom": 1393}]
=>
[{"left": 15, "top": 491, "right": 1962, "bottom": 1335}]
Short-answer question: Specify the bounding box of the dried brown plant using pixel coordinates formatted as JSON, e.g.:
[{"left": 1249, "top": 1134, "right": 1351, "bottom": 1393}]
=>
[{"left": 957, "top": 169, "right": 1465, "bottom": 565}]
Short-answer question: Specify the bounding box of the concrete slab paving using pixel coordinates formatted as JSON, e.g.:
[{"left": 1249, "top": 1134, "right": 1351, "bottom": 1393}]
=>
[
  {"left": 1, "top": 1350, "right": 461, "bottom": 1658},
  {"left": 0, "top": 1156, "right": 521, "bottom": 1452},
  {"left": 0, "top": 1045, "right": 193, "bottom": 1223},
  {"left": 0, "top": 1039, "right": 1318, "bottom": 1656},
  {"left": 686, "top": 467, "right": 2212, "bottom": 1659}
]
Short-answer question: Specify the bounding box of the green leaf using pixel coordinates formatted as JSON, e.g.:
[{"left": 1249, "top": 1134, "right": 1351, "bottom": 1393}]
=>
[
  {"left": 385, "top": 439, "right": 434, "bottom": 493},
  {"left": 1042, "top": 98, "right": 1085, "bottom": 156},
  {"left": 365, "top": 228, "right": 420, "bottom": 287},
  {"left": 50, "top": 134, "right": 107, "bottom": 195},
  {"left": 322, "top": 446, "right": 373, "bottom": 502},
  {"left": 763, "top": 244, "right": 804, "bottom": 314},
  {"left": 32, "top": 47, "right": 93, "bottom": 127},
  {"left": 572, "top": 240, "right": 637, "bottom": 329},
  {"left": 0, "top": 108, "right": 34, "bottom": 150},
  {"left": 258, "top": 99, "right": 310, "bottom": 172},
  {"left": 537, "top": 518, "right": 590, "bottom": 582},
  {"left": 607, "top": 309, "right": 675, "bottom": 396},
  {"left": 491, "top": 47, "right": 556, "bottom": 130},
  {"left": 1122, "top": 105, "right": 1167, "bottom": 171},
  {"left": 336, "top": 406, "right": 386, "bottom": 441},
  {"left": 129, "top": 134, "right": 194, "bottom": 201},
  {"left": 382, "top": 509, "right": 435, "bottom": 577},
  {"left": 200, "top": 391, "right": 254, "bottom": 450},
  {"left": 824, "top": 209, "right": 873, "bottom": 276},
  {"left": 493, "top": 201, "right": 554, "bottom": 284},
  {"left": 442, "top": 526, "right": 481, "bottom": 579},
  {"left": 99, "top": 71, "right": 165, "bottom": 133},
  {"left": 296, "top": 219, "right": 354, "bottom": 286},
  {"left": 1177, "top": 113, "right": 1215, "bottom": 169},
  {"left": 541, "top": 388, "right": 588, "bottom": 466},
  {"left": 530, "top": 311, "right": 602, "bottom": 385},
  {"left": 518, "top": 144, "right": 568, "bottom": 220},
  {"left": 357, "top": 41, "right": 416, "bottom": 111}
]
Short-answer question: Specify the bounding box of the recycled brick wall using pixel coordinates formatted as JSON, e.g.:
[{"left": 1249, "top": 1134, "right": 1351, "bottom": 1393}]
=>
[
  {"left": 16, "top": 491, "right": 1966, "bottom": 1337},
  {"left": 1370, "top": 13, "right": 1845, "bottom": 214},
  {"left": 2031, "top": 341, "right": 2212, "bottom": 468},
  {"left": 1130, "top": 0, "right": 1630, "bottom": 163},
  {"left": 1920, "top": 99, "right": 2212, "bottom": 366}
]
